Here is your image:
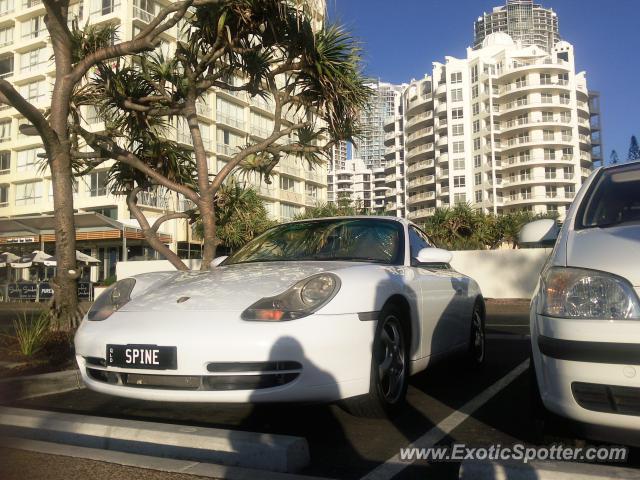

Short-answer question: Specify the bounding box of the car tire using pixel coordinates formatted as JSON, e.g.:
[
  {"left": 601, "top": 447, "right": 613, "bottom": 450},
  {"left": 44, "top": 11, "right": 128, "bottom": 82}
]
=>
[
  {"left": 342, "top": 304, "right": 409, "bottom": 418},
  {"left": 466, "top": 300, "right": 486, "bottom": 368}
]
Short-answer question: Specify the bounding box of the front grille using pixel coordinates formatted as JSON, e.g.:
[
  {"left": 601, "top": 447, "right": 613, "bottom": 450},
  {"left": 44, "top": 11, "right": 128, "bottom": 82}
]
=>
[
  {"left": 86, "top": 362, "right": 302, "bottom": 391},
  {"left": 572, "top": 382, "right": 640, "bottom": 416}
]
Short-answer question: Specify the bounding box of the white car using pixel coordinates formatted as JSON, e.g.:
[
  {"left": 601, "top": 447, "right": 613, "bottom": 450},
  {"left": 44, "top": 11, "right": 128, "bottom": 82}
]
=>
[
  {"left": 75, "top": 217, "right": 485, "bottom": 416},
  {"left": 523, "top": 161, "right": 640, "bottom": 439}
]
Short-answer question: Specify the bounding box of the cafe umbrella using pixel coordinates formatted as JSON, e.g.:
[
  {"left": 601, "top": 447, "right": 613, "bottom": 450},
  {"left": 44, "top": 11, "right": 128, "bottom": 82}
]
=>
[
  {"left": 10, "top": 250, "right": 100, "bottom": 268},
  {"left": 0, "top": 252, "right": 20, "bottom": 268}
]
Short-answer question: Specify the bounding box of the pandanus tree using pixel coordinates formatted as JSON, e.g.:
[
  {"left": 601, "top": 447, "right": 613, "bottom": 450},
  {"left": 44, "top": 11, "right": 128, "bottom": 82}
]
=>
[
  {"left": 76, "top": 0, "right": 370, "bottom": 270},
  {"left": 0, "top": 0, "right": 217, "bottom": 328}
]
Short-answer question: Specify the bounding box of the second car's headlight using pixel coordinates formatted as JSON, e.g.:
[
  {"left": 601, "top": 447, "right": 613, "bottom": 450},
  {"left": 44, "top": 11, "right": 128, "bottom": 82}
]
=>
[
  {"left": 541, "top": 267, "right": 640, "bottom": 320},
  {"left": 88, "top": 278, "right": 136, "bottom": 321},
  {"left": 242, "top": 273, "right": 341, "bottom": 321}
]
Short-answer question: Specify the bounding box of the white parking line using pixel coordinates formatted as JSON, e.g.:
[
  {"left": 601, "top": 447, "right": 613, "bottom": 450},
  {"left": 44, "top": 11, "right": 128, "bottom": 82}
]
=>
[{"left": 360, "top": 359, "right": 530, "bottom": 480}]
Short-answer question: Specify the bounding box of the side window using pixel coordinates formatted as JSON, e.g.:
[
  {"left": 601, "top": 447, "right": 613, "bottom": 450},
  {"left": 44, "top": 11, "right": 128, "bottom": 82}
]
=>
[{"left": 408, "top": 226, "right": 430, "bottom": 259}]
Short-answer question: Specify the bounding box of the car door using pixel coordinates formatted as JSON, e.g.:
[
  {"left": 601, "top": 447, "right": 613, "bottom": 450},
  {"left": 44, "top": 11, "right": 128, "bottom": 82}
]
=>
[{"left": 406, "top": 226, "right": 468, "bottom": 357}]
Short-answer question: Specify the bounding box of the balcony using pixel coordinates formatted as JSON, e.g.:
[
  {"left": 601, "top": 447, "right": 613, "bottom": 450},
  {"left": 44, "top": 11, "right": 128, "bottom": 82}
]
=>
[
  {"left": 216, "top": 143, "right": 236, "bottom": 157},
  {"left": 406, "top": 143, "right": 433, "bottom": 160},
  {"left": 407, "top": 175, "right": 434, "bottom": 189},
  {"left": 133, "top": 5, "right": 154, "bottom": 23},
  {"left": 91, "top": 0, "right": 121, "bottom": 16},
  {"left": 407, "top": 207, "right": 435, "bottom": 220},
  {"left": 216, "top": 112, "right": 245, "bottom": 131},
  {"left": 407, "top": 191, "right": 435, "bottom": 205},
  {"left": 407, "top": 159, "right": 434, "bottom": 175}
]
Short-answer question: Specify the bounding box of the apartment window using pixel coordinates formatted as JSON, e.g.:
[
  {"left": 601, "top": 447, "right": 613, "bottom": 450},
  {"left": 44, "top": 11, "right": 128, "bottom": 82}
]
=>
[
  {"left": 564, "top": 166, "right": 574, "bottom": 179},
  {"left": 544, "top": 148, "right": 556, "bottom": 160},
  {"left": 216, "top": 98, "right": 244, "bottom": 129},
  {"left": 471, "top": 65, "right": 478, "bottom": 83},
  {"left": 540, "top": 92, "right": 552, "bottom": 104},
  {"left": 452, "top": 141, "right": 464, "bottom": 154},
  {"left": 15, "top": 180, "right": 42, "bottom": 206},
  {"left": 560, "top": 93, "right": 570, "bottom": 105},
  {"left": 89, "top": 171, "right": 108, "bottom": 197},
  {"left": 545, "top": 167, "right": 556, "bottom": 179},
  {"left": 510, "top": 190, "right": 517, "bottom": 201},
  {"left": 280, "top": 203, "right": 300, "bottom": 221},
  {"left": 91, "top": 0, "right": 121, "bottom": 15},
  {"left": 560, "top": 112, "right": 571, "bottom": 123},
  {"left": 473, "top": 138, "right": 481, "bottom": 150},
  {"left": 474, "top": 173, "right": 482, "bottom": 186},
  {"left": 540, "top": 73, "right": 551, "bottom": 85},
  {"left": 0, "top": 0, "right": 14, "bottom": 15},
  {"left": 451, "top": 88, "right": 463, "bottom": 102},
  {"left": 547, "top": 204, "right": 558, "bottom": 214},
  {"left": 451, "top": 108, "right": 463, "bottom": 120},
  {"left": 565, "top": 185, "right": 575, "bottom": 197},
  {"left": 558, "top": 73, "right": 569, "bottom": 85},
  {"left": 0, "top": 54, "right": 13, "bottom": 78},
  {"left": 473, "top": 120, "right": 480, "bottom": 133},
  {"left": 19, "top": 80, "right": 46, "bottom": 104},
  {"left": 475, "top": 190, "right": 482, "bottom": 203},
  {"left": 279, "top": 175, "right": 296, "bottom": 191},
  {"left": 452, "top": 124, "right": 464, "bottom": 136},
  {"left": 453, "top": 158, "right": 465, "bottom": 170},
  {"left": 17, "top": 148, "right": 43, "bottom": 171},
  {"left": 450, "top": 72, "right": 462, "bottom": 84},
  {"left": 454, "top": 192, "right": 467, "bottom": 205},
  {"left": 0, "top": 184, "right": 7, "bottom": 207},
  {"left": 516, "top": 95, "right": 528, "bottom": 106},
  {"left": 519, "top": 150, "right": 531, "bottom": 163},
  {"left": 520, "top": 169, "right": 531, "bottom": 181},
  {"left": 0, "top": 25, "right": 13, "bottom": 47},
  {"left": 20, "top": 47, "right": 48, "bottom": 73},
  {"left": 543, "top": 129, "right": 555, "bottom": 141},
  {"left": 0, "top": 150, "right": 9, "bottom": 173},
  {"left": 472, "top": 85, "right": 478, "bottom": 99},
  {"left": 515, "top": 76, "right": 527, "bottom": 88},
  {"left": 453, "top": 176, "right": 466, "bottom": 188},
  {"left": 0, "top": 120, "right": 10, "bottom": 141},
  {"left": 546, "top": 186, "right": 557, "bottom": 198},
  {"left": 561, "top": 129, "right": 572, "bottom": 142},
  {"left": 517, "top": 114, "right": 528, "bottom": 125},
  {"left": 474, "top": 155, "right": 482, "bottom": 168},
  {"left": 521, "top": 188, "right": 532, "bottom": 200},
  {"left": 542, "top": 111, "right": 554, "bottom": 122},
  {"left": 250, "top": 112, "right": 273, "bottom": 138},
  {"left": 562, "top": 147, "right": 573, "bottom": 160},
  {"left": 21, "top": 15, "right": 46, "bottom": 39}
]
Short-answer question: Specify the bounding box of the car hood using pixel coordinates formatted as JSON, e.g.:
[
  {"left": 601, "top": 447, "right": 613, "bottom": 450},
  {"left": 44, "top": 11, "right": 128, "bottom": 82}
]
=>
[
  {"left": 566, "top": 224, "right": 640, "bottom": 287},
  {"left": 121, "top": 261, "right": 366, "bottom": 312}
]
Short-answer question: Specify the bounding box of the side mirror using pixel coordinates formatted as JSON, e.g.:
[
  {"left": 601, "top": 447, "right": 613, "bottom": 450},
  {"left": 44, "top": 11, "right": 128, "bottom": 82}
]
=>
[
  {"left": 519, "top": 219, "right": 559, "bottom": 246},
  {"left": 416, "top": 247, "right": 452, "bottom": 265},
  {"left": 210, "top": 256, "right": 228, "bottom": 268}
]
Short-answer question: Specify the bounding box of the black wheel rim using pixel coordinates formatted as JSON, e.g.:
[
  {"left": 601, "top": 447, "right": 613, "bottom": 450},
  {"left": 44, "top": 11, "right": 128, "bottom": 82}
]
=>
[
  {"left": 472, "top": 309, "right": 485, "bottom": 363},
  {"left": 375, "top": 315, "right": 406, "bottom": 404}
]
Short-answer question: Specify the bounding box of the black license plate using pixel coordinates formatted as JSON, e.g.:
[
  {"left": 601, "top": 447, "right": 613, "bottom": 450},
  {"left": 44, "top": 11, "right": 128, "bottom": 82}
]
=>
[{"left": 106, "top": 344, "right": 177, "bottom": 370}]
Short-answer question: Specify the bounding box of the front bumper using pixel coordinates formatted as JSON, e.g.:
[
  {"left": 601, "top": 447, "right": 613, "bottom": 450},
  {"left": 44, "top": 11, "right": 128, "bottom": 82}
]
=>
[
  {"left": 74, "top": 311, "right": 375, "bottom": 403},
  {"left": 531, "top": 309, "right": 640, "bottom": 433}
]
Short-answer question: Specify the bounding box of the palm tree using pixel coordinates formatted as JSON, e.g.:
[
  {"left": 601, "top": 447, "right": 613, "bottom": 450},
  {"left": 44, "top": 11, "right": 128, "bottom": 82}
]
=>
[{"left": 78, "top": 0, "right": 371, "bottom": 270}]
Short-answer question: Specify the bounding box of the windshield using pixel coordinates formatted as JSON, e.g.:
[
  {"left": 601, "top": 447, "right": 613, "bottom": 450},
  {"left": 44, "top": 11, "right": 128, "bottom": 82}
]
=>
[
  {"left": 225, "top": 218, "right": 403, "bottom": 265},
  {"left": 578, "top": 163, "right": 640, "bottom": 229}
]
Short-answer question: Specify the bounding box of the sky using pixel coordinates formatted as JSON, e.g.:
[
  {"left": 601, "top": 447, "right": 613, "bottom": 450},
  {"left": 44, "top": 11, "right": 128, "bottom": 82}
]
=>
[{"left": 327, "top": 0, "right": 640, "bottom": 163}]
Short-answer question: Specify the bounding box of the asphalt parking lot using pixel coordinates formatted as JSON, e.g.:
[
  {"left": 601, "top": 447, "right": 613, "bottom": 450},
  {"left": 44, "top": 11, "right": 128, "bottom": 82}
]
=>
[{"left": 2, "top": 301, "right": 639, "bottom": 479}]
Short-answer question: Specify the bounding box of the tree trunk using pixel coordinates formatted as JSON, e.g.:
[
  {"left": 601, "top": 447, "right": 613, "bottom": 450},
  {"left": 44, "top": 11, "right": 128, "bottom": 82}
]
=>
[
  {"left": 49, "top": 147, "right": 80, "bottom": 330},
  {"left": 199, "top": 200, "right": 217, "bottom": 269}
]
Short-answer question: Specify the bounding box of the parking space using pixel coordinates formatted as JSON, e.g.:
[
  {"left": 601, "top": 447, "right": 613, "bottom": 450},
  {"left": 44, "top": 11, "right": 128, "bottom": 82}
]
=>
[{"left": 3, "top": 302, "right": 639, "bottom": 479}]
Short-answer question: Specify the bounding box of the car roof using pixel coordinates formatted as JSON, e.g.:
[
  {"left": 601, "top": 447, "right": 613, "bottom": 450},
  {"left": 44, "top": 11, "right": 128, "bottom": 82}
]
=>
[
  {"left": 284, "top": 216, "right": 410, "bottom": 226},
  {"left": 599, "top": 159, "right": 640, "bottom": 172}
]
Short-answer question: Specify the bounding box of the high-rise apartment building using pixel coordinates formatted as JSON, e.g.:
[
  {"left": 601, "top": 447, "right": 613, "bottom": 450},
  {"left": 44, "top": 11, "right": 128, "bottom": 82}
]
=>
[
  {"left": 474, "top": 0, "right": 560, "bottom": 53},
  {"left": 327, "top": 159, "right": 374, "bottom": 212},
  {"left": 400, "top": 33, "right": 594, "bottom": 224},
  {"left": 354, "top": 80, "right": 404, "bottom": 169},
  {"left": 0, "top": 0, "right": 327, "bottom": 280},
  {"left": 330, "top": 141, "right": 348, "bottom": 171},
  {"left": 382, "top": 85, "right": 407, "bottom": 217}
]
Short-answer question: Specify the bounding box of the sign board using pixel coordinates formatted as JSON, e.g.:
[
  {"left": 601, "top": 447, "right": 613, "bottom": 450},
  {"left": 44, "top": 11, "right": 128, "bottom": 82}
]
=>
[
  {"left": 38, "top": 282, "right": 54, "bottom": 300},
  {"left": 8, "top": 283, "right": 38, "bottom": 299},
  {"left": 78, "top": 282, "right": 92, "bottom": 300}
]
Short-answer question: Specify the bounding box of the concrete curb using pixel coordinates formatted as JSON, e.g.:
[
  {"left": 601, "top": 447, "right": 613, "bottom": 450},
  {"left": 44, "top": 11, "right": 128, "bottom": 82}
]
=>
[
  {"left": 1, "top": 436, "right": 328, "bottom": 480},
  {"left": 0, "top": 369, "right": 82, "bottom": 403},
  {"left": 459, "top": 460, "right": 640, "bottom": 479},
  {"left": 0, "top": 406, "right": 310, "bottom": 473}
]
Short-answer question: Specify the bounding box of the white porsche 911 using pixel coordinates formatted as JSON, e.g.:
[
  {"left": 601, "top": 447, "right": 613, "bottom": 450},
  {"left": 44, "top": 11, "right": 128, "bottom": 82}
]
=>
[{"left": 75, "top": 217, "right": 485, "bottom": 416}]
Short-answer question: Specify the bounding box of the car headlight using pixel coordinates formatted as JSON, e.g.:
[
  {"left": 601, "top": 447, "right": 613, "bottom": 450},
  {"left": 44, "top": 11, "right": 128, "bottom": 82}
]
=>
[
  {"left": 541, "top": 267, "right": 640, "bottom": 320},
  {"left": 88, "top": 278, "right": 136, "bottom": 321},
  {"left": 241, "top": 273, "right": 341, "bottom": 321}
]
